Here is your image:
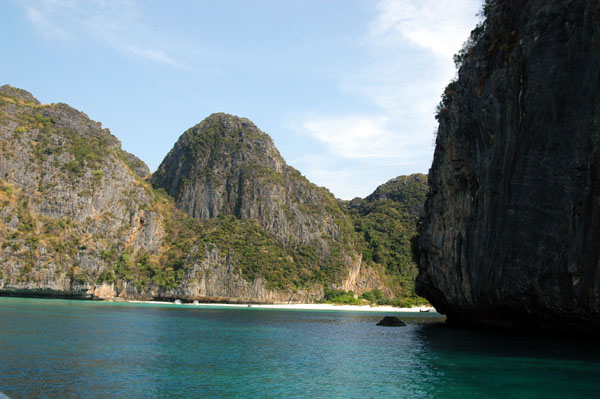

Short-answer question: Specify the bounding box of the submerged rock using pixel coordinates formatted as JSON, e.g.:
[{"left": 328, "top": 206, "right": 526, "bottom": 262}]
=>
[
  {"left": 417, "top": 0, "right": 600, "bottom": 333},
  {"left": 376, "top": 316, "right": 406, "bottom": 327}
]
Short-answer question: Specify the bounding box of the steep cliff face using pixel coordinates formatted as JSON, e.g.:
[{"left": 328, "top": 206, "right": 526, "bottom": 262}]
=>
[
  {"left": 153, "top": 113, "right": 385, "bottom": 294},
  {"left": 152, "top": 114, "right": 339, "bottom": 246},
  {"left": 0, "top": 85, "right": 162, "bottom": 297},
  {"left": 418, "top": 0, "right": 600, "bottom": 332}
]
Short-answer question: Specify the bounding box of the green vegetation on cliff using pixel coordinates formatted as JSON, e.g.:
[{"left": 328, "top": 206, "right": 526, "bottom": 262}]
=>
[
  {"left": 152, "top": 112, "right": 367, "bottom": 293},
  {"left": 343, "top": 174, "right": 428, "bottom": 303},
  {"left": 1, "top": 85, "right": 179, "bottom": 295},
  {"left": 1, "top": 86, "right": 429, "bottom": 304}
]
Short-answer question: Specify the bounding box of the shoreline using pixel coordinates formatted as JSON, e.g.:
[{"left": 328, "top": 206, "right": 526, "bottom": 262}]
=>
[
  {"left": 126, "top": 300, "right": 437, "bottom": 313},
  {"left": 0, "top": 294, "right": 437, "bottom": 313}
]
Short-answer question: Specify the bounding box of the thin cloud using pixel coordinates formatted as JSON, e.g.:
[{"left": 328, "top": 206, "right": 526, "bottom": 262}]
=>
[
  {"left": 19, "top": 0, "right": 186, "bottom": 69},
  {"left": 367, "top": 0, "right": 482, "bottom": 59},
  {"left": 288, "top": 154, "right": 366, "bottom": 200},
  {"left": 289, "top": 151, "right": 427, "bottom": 200},
  {"left": 24, "top": 4, "right": 71, "bottom": 40},
  {"left": 124, "top": 46, "right": 182, "bottom": 68},
  {"left": 301, "top": 115, "right": 395, "bottom": 159},
  {"left": 298, "top": 0, "right": 480, "bottom": 176}
]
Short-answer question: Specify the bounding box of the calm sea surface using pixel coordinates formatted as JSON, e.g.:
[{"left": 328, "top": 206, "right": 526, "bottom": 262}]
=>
[{"left": 0, "top": 297, "right": 599, "bottom": 398}]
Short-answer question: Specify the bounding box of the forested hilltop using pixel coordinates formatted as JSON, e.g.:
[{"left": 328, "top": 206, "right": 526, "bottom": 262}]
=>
[
  {"left": 0, "top": 84, "right": 426, "bottom": 305},
  {"left": 342, "top": 174, "right": 427, "bottom": 306}
]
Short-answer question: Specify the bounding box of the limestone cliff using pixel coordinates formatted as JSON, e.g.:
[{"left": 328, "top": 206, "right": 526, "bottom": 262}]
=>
[
  {"left": 0, "top": 86, "right": 317, "bottom": 302},
  {"left": 0, "top": 87, "right": 392, "bottom": 302},
  {"left": 0, "top": 85, "right": 162, "bottom": 298},
  {"left": 418, "top": 0, "right": 600, "bottom": 332},
  {"left": 152, "top": 113, "right": 385, "bottom": 295}
]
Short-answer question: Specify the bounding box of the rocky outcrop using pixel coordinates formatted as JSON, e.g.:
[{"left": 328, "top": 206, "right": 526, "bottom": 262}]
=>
[
  {"left": 417, "top": 0, "right": 600, "bottom": 333},
  {"left": 365, "top": 174, "right": 428, "bottom": 222},
  {"left": 376, "top": 316, "right": 406, "bottom": 327},
  {"left": 153, "top": 114, "right": 346, "bottom": 248},
  {"left": 153, "top": 113, "right": 385, "bottom": 294},
  {"left": 0, "top": 85, "right": 162, "bottom": 298}
]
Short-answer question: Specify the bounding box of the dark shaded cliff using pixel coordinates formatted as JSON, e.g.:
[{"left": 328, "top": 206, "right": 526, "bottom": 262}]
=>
[{"left": 418, "top": 0, "right": 600, "bottom": 332}]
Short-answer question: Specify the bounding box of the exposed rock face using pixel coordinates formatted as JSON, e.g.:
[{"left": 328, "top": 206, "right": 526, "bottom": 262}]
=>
[
  {"left": 0, "top": 85, "right": 162, "bottom": 298},
  {"left": 417, "top": 0, "right": 600, "bottom": 332},
  {"left": 153, "top": 113, "right": 384, "bottom": 293},
  {"left": 153, "top": 114, "right": 344, "bottom": 247},
  {"left": 0, "top": 86, "right": 297, "bottom": 302},
  {"left": 0, "top": 89, "right": 393, "bottom": 302},
  {"left": 167, "top": 247, "right": 324, "bottom": 303},
  {"left": 153, "top": 114, "right": 285, "bottom": 221}
]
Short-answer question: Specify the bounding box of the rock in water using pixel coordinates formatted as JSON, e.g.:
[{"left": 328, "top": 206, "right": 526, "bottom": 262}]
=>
[
  {"left": 417, "top": 0, "right": 600, "bottom": 333},
  {"left": 376, "top": 316, "right": 406, "bottom": 327}
]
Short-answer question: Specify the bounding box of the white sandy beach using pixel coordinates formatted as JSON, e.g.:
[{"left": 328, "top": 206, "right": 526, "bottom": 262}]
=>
[
  {"left": 126, "top": 300, "right": 436, "bottom": 313},
  {"left": 236, "top": 303, "right": 437, "bottom": 312}
]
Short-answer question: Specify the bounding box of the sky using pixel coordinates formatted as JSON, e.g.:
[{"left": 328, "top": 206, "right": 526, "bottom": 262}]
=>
[{"left": 0, "top": 0, "right": 481, "bottom": 199}]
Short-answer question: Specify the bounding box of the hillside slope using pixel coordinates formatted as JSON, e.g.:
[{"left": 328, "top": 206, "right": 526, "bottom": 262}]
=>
[
  {"left": 0, "top": 86, "right": 330, "bottom": 302},
  {"left": 344, "top": 174, "right": 428, "bottom": 305},
  {"left": 0, "top": 84, "right": 164, "bottom": 298}
]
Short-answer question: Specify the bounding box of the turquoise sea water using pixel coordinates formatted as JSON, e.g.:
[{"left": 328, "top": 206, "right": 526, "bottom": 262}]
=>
[{"left": 0, "top": 297, "right": 599, "bottom": 398}]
